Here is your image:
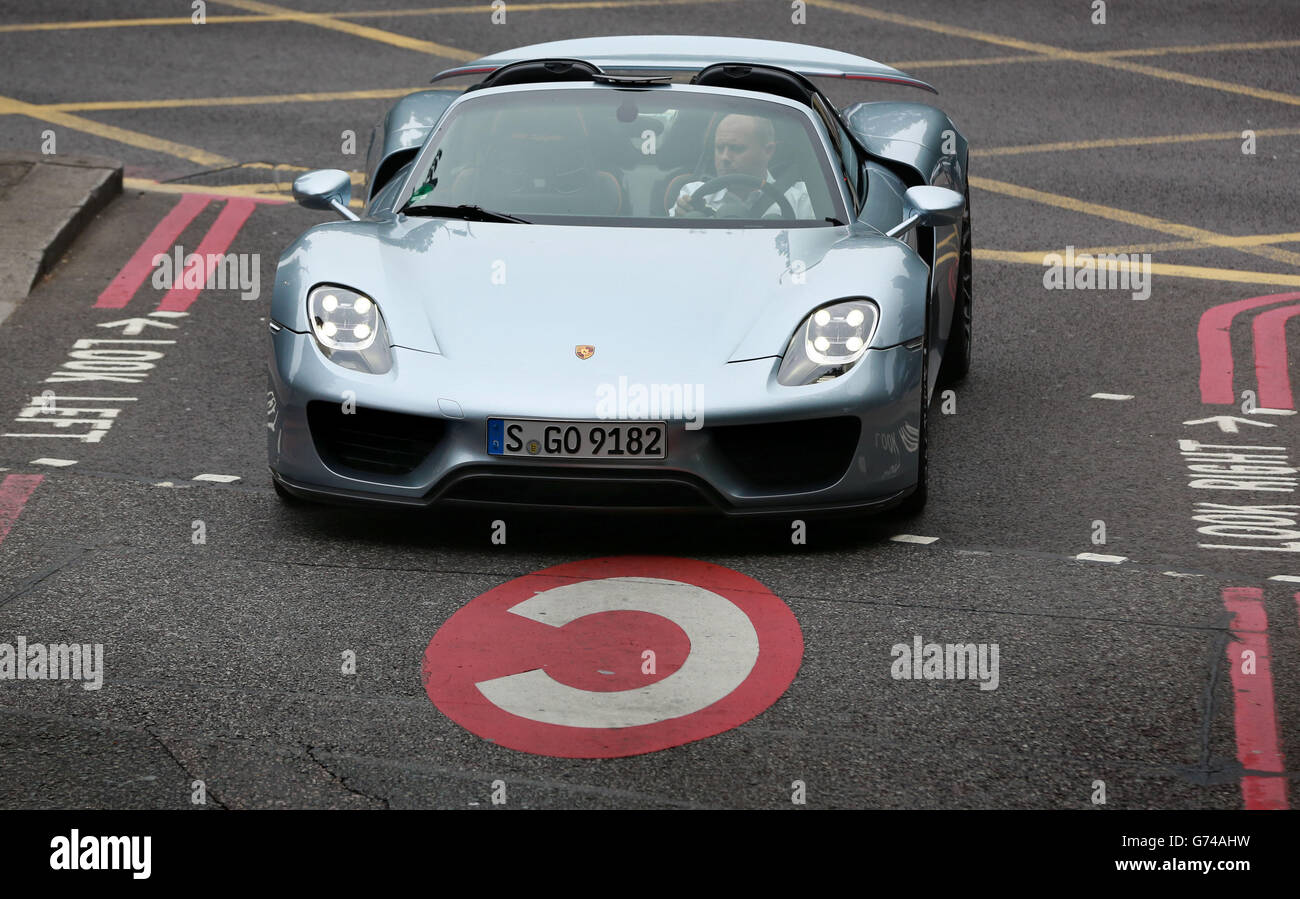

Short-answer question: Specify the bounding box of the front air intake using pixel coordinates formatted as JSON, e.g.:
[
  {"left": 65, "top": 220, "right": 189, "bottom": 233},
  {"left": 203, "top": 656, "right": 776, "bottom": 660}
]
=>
[
  {"left": 710, "top": 416, "right": 860, "bottom": 492},
  {"left": 307, "top": 402, "right": 445, "bottom": 476}
]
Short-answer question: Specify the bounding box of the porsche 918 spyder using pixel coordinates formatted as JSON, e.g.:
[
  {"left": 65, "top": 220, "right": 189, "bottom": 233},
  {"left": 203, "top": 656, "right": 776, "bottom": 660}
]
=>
[{"left": 268, "top": 35, "right": 972, "bottom": 518}]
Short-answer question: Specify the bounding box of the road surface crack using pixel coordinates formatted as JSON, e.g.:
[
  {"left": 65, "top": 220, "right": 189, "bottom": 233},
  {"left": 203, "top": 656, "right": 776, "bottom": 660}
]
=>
[
  {"left": 0, "top": 543, "right": 103, "bottom": 609},
  {"left": 1171, "top": 612, "right": 1243, "bottom": 787},
  {"left": 144, "top": 726, "right": 229, "bottom": 809},
  {"left": 305, "top": 744, "right": 390, "bottom": 808}
]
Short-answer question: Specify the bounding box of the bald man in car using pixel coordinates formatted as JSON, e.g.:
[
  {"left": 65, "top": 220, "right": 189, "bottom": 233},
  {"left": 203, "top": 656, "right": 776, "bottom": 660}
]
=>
[{"left": 670, "top": 113, "right": 814, "bottom": 219}]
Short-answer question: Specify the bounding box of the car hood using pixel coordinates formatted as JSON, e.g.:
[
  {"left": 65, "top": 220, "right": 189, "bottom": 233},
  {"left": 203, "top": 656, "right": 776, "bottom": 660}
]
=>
[{"left": 275, "top": 217, "right": 923, "bottom": 380}]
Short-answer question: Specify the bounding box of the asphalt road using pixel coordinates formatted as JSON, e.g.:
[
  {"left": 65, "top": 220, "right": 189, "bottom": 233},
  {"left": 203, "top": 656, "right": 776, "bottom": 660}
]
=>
[{"left": 1, "top": 0, "right": 1298, "bottom": 809}]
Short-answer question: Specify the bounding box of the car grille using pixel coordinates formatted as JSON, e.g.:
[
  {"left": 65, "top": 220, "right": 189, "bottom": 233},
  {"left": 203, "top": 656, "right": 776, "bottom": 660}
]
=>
[
  {"left": 306, "top": 402, "right": 445, "bottom": 476},
  {"left": 709, "top": 416, "right": 860, "bottom": 492},
  {"left": 437, "top": 467, "right": 716, "bottom": 510}
]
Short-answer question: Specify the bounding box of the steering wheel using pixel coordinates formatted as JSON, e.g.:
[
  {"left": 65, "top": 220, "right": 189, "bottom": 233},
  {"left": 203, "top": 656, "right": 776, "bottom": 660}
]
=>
[{"left": 686, "top": 173, "right": 796, "bottom": 219}]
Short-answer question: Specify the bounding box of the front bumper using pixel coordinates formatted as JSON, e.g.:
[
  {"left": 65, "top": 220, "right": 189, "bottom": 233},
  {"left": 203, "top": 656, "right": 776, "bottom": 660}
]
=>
[{"left": 266, "top": 327, "right": 923, "bottom": 516}]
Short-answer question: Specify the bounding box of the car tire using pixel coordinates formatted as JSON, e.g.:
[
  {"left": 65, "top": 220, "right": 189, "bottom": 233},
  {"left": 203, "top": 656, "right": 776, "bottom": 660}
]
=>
[{"left": 939, "top": 187, "right": 972, "bottom": 386}]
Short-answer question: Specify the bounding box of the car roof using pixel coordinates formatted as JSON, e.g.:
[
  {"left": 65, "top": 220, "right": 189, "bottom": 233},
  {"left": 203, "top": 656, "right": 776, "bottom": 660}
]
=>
[{"left": 431, "top": 35, "right": 936, "bottom": 93}]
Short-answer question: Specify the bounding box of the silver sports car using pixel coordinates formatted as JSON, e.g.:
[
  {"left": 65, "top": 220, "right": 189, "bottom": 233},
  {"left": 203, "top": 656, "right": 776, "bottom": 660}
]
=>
[{"left": 268, "top": 36, "right": 971, "bottom": 517}]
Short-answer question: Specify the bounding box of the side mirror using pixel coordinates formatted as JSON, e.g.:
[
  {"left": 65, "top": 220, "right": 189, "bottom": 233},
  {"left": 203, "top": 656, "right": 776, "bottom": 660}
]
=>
[
  {"left": 292, "top": 169, "right": 359, "bottom": 221},
  {"left": 885, "top": 185, "right": 964, "bottom": 239}
]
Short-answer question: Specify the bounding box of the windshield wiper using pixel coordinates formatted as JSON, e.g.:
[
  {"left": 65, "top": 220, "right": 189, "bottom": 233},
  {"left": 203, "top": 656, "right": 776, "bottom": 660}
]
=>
[{"left": 400, "top": 203, "right": 530, "bottom": 224}]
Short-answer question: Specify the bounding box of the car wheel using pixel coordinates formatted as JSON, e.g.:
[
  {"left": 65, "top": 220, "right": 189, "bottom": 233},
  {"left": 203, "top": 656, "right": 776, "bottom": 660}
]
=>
[{"left": 939, "top": 187, "right": 972, "bottom": 386}]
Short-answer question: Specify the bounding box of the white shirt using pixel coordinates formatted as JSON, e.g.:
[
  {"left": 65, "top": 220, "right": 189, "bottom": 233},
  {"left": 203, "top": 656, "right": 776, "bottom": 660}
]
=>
[{"left": 669, "top": 171, "right": 815, "bottom": 219}]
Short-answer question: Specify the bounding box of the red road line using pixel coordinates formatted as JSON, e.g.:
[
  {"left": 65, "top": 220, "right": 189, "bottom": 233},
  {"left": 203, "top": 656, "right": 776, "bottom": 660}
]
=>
[
  {"left": 95, "top": 194, "right": 210, "bottom": 309},
  {"left": 1252, "top": 303, "right": 1300, "bottom": 410},
  {"left": 0, "top": 474, "right": 44, "bottom": 549},
  {"left": 1221, "top": 587, "right": 1288, "bottom": 809},
  {"left": 1198, "top": 291, "right": 1300, "bottom": 404},
  {"left": 155, "top": 198, "right": 258, "bottom": 314}
]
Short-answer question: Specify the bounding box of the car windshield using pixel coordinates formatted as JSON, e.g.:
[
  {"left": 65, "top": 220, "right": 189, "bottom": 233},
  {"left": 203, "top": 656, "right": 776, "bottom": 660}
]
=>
[{"left": 399, "top": 86, "right": 849, "bottom": 227}]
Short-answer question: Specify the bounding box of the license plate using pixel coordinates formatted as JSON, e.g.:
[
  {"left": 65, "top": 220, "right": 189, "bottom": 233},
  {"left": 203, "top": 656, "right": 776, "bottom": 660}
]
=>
[{"left": 488, "top": 419, "right": 666, "bottom": 459}]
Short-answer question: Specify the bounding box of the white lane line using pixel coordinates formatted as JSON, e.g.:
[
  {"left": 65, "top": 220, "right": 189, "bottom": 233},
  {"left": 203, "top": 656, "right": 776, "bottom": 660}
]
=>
[
  {"left": 1247, "top": 408, "right": 1297, "bottom": 416},
  {"left": 154, "top": 481, "right": 176, "bottom": 487},
  {"left": 1268, "top": 575, "right": 1300, "bottom": 583},
  {"left": 1075, "top": 552, "right": 1127, "bottom": 563},
  {"left": 31, "top": 458, "right": 77, "bottom": 467},
  {"left": 1163, "top": 571, "right": 1205, "bottom": 578},
  {"left": 1091, "top": 393, "right": 1134, "bottom": 401},
  {"left": 193, "top": 473, "right": 240, "bottom": 483},
  {"left": 891, "top": 534, "right": 939, "bottom": 544}
]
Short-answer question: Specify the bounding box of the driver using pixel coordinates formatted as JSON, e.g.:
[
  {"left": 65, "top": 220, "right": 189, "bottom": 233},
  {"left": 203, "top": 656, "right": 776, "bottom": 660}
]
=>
[{"left": 669, "top": 113, "right": 814, "bottom": 219}]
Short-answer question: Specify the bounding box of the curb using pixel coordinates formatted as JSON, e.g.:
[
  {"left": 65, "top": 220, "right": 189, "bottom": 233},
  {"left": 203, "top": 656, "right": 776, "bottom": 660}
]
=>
[{"left": 0, "top": 152, "right": 123, "bottom": 325}]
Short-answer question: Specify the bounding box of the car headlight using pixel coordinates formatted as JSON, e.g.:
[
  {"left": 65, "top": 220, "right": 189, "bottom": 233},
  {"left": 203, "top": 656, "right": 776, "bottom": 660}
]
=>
[
  {"left": 777, "top": 299, "right": 879, "bottom": 386},
  {"left": 307, "top": 284, "right": 393, "bottom": 374}
]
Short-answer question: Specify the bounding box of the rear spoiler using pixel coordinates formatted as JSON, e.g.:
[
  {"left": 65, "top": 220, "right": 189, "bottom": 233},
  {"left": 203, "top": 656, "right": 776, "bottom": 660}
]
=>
[{"left": 431, "top": 35, "right": 936, "bottom": 94}]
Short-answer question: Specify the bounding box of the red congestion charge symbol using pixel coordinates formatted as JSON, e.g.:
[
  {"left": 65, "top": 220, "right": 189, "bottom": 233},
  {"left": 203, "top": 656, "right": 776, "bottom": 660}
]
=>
[{"left": 421, "top": 556, "right": 804, "bottom": 758}]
